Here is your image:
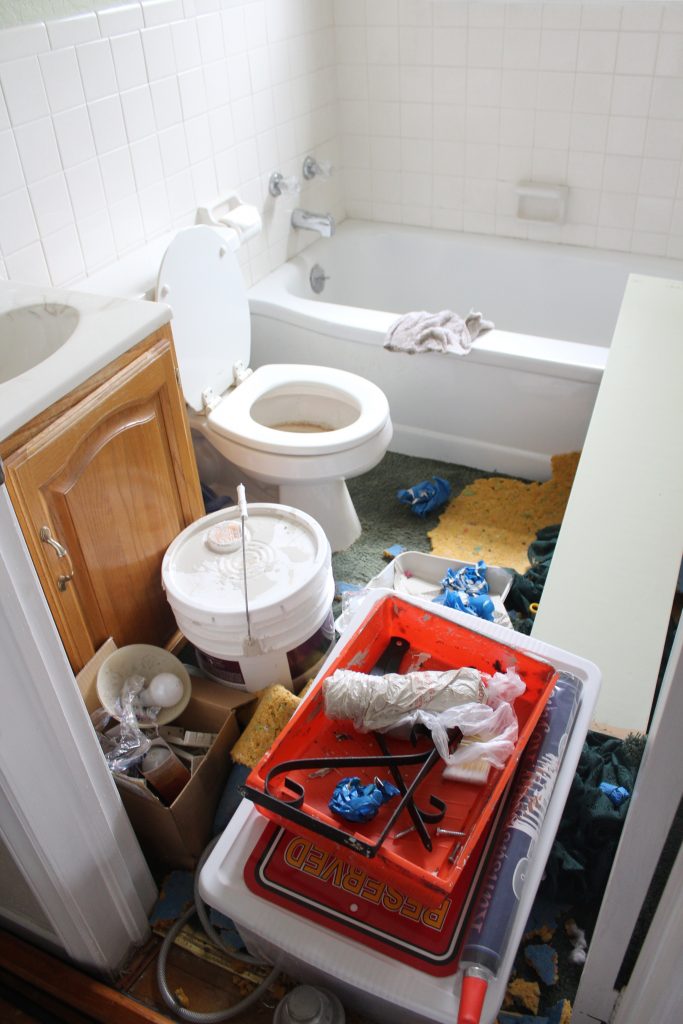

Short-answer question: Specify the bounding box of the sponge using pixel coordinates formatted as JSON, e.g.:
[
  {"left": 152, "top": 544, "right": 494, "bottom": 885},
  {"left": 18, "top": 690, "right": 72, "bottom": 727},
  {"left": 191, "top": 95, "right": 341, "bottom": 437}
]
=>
[
  {"left": 503, "top": 978, "right": 541, "bottom": 1016},
  {"left": 524, "top": 943, "right": 559, "bottom": 985},
  {"left": 231, "top": 685, "right": 300, "bottom": 768},
  {"left": 548, "top": 999, "right": 572, "bottom": 1024}
]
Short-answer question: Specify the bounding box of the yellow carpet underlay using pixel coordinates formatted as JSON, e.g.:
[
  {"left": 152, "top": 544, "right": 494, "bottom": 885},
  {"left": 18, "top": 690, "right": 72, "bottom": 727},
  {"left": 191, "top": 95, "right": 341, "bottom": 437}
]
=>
[{"left": 428, "top": 452, "right": 581, "bottom": 573}]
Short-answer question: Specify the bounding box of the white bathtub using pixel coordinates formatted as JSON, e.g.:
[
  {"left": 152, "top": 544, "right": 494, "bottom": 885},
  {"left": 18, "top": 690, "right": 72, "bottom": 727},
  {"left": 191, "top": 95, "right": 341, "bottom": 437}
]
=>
[{"left": 249, "top": 220, "right": 681, "bottom": 479}]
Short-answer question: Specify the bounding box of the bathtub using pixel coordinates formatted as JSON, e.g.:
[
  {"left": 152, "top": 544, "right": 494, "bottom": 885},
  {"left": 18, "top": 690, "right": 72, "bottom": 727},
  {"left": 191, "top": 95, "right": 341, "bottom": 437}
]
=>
[{"left": 248, "top": 220, "right": 681, "bottom": 479}]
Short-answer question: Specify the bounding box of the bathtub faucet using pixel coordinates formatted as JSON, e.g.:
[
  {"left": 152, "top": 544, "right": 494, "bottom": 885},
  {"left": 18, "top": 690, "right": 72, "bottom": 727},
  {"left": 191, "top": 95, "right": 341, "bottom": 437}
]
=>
[{"left": 291, "top": 208, "right": 336, "bottom": 238}]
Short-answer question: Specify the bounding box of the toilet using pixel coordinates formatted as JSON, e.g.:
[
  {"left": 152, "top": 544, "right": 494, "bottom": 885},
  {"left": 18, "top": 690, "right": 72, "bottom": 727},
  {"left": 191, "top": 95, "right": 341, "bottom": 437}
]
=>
[{"left": 156, "top": 225, "right": 392, "bottom": 552}]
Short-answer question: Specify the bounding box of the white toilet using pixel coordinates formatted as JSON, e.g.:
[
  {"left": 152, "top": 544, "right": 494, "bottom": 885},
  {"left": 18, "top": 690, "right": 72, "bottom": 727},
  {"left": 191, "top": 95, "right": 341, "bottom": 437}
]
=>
[{"left": 156, "top": 225, "right": 392, "bottom": 551}]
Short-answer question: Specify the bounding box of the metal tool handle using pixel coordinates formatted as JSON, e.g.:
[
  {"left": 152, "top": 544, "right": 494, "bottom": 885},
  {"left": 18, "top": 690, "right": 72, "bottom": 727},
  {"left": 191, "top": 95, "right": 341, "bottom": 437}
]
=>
[{"left": 236, "top": 483, "right": 251, "bottom": 640}]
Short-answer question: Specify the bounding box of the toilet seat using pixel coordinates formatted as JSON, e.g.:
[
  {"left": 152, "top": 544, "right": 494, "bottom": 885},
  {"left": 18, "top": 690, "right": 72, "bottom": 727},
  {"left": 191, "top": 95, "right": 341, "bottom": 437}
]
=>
[{"left": 207, "top": 364, "right": 390, "bottom": 457}]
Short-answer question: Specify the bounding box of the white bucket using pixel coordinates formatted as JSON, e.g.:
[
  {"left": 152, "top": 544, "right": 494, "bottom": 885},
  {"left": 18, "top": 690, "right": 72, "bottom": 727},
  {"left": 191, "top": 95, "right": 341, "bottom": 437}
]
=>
[{"left": 162, "top": 503, "right": 335, "bottom": 692}]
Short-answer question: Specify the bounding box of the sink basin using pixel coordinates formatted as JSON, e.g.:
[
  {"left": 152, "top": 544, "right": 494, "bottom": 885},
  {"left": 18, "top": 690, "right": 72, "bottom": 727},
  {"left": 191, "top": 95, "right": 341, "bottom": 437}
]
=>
[
  {"left": 0, "top": 303, "right": 80, "bottom": 385},
  {"left": 0, "top": 279, "right": 170, "bottom": 443}
]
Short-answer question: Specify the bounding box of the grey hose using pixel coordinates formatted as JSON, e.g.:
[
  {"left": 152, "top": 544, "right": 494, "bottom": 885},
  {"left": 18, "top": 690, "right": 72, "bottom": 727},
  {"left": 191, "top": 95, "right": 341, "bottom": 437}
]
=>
[{"left": 156, "top": 835, "right": 281, "bottom": 1022}]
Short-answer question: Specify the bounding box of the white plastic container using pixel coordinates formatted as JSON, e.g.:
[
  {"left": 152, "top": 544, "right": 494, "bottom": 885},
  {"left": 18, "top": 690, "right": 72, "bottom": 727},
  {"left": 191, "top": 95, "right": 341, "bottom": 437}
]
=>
[
  {"left": 162, "top": 504, "right": 334, "bottom": 692},
  {"left": 336, "top": 552, "right": 514, "bottom": 634},
  {"left": 368, "top": 551, "right": 512, "bottom": 603},
  {"left": 199, "top": 590, "right": 601, "bottom": 1024}
]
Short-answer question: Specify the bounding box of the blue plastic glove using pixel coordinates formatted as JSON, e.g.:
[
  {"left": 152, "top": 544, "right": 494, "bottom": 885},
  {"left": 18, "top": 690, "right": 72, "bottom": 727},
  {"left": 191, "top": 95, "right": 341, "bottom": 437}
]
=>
[
  {"left": 441, "top": 559, "right": 489, "bottom": 596},
  {"left": 598, "top": 782, "right": 630, "bottom": 806},
  {"left": 433, "top": 589, "right": 495, "bottom": 621},
  {"left": 396, "top": 476, "right": 451, "bottom": 518},
  {"left": 329, "top": 777, "right": 400, "bottom": 823}
]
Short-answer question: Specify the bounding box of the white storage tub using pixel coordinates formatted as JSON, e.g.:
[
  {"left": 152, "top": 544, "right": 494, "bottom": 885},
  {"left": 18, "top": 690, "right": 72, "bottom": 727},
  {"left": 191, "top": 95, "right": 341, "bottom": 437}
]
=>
[
  {"left": 338, "top": 552, "right": 514, "bottom": 633},
  {"left": 199, "top": 590, "right": 601, "bottom": 1024}
]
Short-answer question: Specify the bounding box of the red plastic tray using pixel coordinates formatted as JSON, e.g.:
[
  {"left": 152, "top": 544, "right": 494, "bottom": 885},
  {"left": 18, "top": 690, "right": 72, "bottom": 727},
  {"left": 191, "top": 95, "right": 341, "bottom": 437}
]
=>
[{"left": 244, "top": 594, "right": 557, "bottom": 905}]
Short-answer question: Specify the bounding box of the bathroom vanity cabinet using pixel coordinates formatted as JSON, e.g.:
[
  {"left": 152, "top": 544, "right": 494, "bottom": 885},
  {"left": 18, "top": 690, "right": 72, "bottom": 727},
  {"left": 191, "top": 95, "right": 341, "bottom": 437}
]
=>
[{"left": 0, "top": 327, "right": 204, "bottom": 674}]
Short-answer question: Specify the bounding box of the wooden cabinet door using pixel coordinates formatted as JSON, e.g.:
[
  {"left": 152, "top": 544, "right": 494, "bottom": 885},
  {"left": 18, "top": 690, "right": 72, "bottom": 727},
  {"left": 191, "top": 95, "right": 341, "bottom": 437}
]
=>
[{"left": 4, "top": 330, "right": 204, "bottom": 673}]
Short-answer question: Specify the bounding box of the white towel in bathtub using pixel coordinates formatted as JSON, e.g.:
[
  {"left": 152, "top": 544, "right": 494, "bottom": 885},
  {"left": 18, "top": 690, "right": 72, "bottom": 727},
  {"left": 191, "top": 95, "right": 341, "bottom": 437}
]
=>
[{"left": 384, "top": 309, "right": 494, "bottom": 355}]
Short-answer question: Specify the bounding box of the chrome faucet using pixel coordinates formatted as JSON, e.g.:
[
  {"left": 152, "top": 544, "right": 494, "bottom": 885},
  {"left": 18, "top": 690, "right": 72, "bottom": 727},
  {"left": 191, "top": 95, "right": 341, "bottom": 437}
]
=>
[{"left": 291, "top": 208, "right": 336, "bottom": 238}]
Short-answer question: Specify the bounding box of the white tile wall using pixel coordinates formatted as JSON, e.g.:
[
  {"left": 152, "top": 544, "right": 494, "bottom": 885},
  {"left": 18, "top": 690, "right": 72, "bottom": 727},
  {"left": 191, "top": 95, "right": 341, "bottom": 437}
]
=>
[
  {"left": 2, "top": 1, "right": 682, "bottom": 289},
  {"left": 336, "top": 0, "right": 683, "bottom": 259},
  {"left": 0, "top": 0, "right": 341, "bottom": 287}
]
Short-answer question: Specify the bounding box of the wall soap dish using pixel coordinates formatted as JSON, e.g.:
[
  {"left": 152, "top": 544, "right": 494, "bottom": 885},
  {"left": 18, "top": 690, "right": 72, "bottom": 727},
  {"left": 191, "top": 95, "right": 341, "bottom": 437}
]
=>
[{"left": 516, "top": 182, "right": 568, "bottom": 224}]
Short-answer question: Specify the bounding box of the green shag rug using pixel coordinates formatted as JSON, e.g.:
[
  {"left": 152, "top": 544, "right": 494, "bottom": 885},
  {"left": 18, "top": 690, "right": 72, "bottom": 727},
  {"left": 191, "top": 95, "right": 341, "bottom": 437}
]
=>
[{"left": 332, "top": 450, "right": 502, "bottom": 588}]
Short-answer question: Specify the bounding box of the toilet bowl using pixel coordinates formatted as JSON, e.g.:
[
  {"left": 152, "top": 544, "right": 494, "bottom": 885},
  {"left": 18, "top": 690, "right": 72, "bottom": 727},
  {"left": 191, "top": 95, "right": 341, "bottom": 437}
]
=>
[{"left": 156, "top": 225, "right": 392, "bottom": 551}]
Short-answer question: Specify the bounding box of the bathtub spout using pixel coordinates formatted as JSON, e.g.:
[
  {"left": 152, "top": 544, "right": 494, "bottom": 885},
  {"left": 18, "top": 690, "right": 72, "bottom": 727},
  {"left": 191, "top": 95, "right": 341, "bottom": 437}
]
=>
[{"left": 291, "top": 208, "right": 336, "bottom": 238}]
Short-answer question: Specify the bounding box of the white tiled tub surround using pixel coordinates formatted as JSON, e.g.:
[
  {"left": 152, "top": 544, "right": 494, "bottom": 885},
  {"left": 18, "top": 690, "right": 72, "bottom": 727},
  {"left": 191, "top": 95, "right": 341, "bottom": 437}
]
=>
[
  {"left": 2, "top": 2, "right": 683, "bottom": 293},
  {"left": 337, "top": 1, "right": 683, "bottom": 260},
  {"left": 0, "top": 0, "right": 342, "bottom": 289}
]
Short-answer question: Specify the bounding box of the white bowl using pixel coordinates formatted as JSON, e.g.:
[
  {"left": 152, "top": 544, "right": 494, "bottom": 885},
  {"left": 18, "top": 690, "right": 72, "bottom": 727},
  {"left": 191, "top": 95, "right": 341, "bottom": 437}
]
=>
[{"left": 97, "top": 644, "right": 192, "bottom": 727}]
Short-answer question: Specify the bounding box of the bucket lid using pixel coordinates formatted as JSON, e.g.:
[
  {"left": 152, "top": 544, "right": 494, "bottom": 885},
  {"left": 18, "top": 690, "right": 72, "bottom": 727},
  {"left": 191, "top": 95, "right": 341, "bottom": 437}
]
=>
[{"left": 162, "top": 503, "right": 332, "bottom": 628}]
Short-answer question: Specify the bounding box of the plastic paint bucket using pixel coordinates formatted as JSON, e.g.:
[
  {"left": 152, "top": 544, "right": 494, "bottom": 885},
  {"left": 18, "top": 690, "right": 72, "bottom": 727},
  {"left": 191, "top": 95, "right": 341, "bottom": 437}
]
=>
[{"left": 162, "top": 504, "right": 335, "bottom": 692}]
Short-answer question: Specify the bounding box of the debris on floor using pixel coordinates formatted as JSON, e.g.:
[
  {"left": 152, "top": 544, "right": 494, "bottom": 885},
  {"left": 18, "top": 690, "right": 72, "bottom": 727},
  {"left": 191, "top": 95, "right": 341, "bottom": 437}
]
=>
[
  {"left": 565, "top": 919, "right": 588, "bottom": 966},
  {"left": 174, "top": 987, "right": 190, "bottom": 1008},
  {"left": 598, "top": 781, "right": 631, "bottom": 806},
  {"left": 503, "top": 977, "right": 541, "bottom": 1015},
  {"left": 497, "top": 1013, "right": 548, "bottom": 1024},
  {"left": 524, "top": 943, "right": 559, "bottom": 986},
  {"left": 382, "top": 543, "right": 405, "bottom": 559},
  {"left": 504, "top": 525, "right": 560, "bottom": 634},
  {"left": 397, "top": 476, "right": 452, "bottom": 517},
  {"left": 544, "top": 731, "right": 644, "bottom": 904},
  {"left": 547, "top": 997, "right": 573, "bottom": 1023},
  {"left": 522, "top": 895, "right": 560, "bottom": 943},
  {"left": 335, "top": 580, "right": 364, "bottom": 600}
]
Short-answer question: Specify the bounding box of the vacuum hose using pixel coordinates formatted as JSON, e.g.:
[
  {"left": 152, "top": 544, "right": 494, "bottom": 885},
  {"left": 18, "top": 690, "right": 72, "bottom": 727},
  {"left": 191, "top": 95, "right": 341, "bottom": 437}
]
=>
[{"left": 156, "top": 836, "right": 281, "bottom": 1022}]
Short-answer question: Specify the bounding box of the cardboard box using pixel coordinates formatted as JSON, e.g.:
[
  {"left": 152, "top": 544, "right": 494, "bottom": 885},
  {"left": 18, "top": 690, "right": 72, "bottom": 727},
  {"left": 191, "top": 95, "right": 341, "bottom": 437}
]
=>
[{"left": 77, "top": 640, "right": 254, "bottom": 871}]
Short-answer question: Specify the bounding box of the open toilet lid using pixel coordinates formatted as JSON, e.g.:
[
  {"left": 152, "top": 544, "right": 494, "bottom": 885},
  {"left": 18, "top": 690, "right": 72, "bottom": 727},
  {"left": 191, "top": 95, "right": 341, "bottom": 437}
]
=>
[{"left": 156, "top": 225, "right": 250, "bottom": 412}]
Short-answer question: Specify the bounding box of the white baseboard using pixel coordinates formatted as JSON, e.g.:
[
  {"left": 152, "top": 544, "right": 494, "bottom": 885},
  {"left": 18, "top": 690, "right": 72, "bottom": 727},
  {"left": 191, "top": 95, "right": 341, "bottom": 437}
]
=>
[{"left": 389, "top": 423, "right": 553, "bottom": 482}]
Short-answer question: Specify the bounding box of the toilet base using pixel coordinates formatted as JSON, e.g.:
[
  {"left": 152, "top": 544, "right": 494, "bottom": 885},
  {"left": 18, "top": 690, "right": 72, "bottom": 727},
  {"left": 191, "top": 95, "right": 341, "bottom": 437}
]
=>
[{"left": 278, "top": 480, "right": 361, "bottom": 553}]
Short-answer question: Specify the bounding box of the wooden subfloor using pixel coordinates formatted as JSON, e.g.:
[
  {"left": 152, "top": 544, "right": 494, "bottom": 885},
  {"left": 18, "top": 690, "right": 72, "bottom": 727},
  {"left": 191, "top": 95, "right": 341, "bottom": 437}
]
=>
[{"left": 0, "top": 929, "right": 374, "bottom": 1024}]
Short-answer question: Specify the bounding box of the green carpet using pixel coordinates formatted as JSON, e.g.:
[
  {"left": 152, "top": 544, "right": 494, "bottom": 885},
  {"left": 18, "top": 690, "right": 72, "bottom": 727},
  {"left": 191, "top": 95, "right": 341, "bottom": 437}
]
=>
[{"left": 332, "top": 450, "right": 502, "bottom": 587}]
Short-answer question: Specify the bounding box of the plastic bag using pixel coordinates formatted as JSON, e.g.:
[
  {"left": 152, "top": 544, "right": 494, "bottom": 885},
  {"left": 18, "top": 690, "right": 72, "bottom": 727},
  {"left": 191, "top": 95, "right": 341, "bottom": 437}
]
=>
[
  {"left": 334, "top": 586, "right": 371, "bottom": 635},
  {"left": 441, "top": 560, "right": 489, "bottom": 596},
  {"left": 114, "top": 673, "right": 162, "bottom": 725},
  {"left": 91, "top": 692, "right": 152, "bottom": 773},
  {"left": 433, "top": 589, "right": 495, "bottom": 621}
]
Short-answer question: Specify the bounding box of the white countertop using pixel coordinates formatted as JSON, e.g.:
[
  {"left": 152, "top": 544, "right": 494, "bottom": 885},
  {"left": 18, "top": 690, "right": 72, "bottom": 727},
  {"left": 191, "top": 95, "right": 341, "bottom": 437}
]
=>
[{"left": 0, "top": 280, "right": 171, "bottom": 443}]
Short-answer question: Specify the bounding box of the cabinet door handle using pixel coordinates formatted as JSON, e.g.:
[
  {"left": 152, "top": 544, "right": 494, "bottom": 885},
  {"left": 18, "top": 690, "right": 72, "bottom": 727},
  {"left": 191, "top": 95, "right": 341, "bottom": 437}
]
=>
[{"left": 39, "top": 526, "right": 75, "bottom": 591}]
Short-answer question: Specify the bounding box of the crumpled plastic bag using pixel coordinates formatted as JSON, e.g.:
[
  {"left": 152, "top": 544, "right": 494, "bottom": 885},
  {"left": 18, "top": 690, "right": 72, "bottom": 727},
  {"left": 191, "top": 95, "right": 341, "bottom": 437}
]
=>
[
  {"left": 92, "top": 691, "right": 152, "bottom": 773},
  {"left": 396, "top": 476, "right": 451, "bottom": 517},
  {"left": 114, "top": 673, "right": 161, "bottom": 726},
  {"left": 433, "top": 589, "right": 495, "bottom": 621},
  {"left": 441, "top": 560, "right": 489, "bottom": 596}
]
